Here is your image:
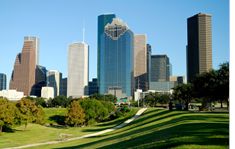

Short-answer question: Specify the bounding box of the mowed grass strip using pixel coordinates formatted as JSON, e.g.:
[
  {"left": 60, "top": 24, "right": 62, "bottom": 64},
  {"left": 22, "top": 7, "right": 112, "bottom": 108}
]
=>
[
  {"left": 34, "top": 108, "right": 229, "bottom": 149},
  {"left": 0, "top": 108, "right": 138, "bottom": 148}
]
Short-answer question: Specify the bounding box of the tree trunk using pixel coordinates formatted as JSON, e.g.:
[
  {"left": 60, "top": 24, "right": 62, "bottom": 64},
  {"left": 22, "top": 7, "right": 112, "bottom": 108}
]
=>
[
  {"left": 220, "top": 100, "right": 223, "bottom": 108},
  {"left": 0, "top": 125, "right": 2, "bottom": 133},
  {"left": 227, "top": 98, "right": 229, "bottom": 110},
  {"left": 24, "top": 122, "right": 27, "bottom": 131},
  {"left": 185, "top": 102, "right": 189, "bottom": 111}
]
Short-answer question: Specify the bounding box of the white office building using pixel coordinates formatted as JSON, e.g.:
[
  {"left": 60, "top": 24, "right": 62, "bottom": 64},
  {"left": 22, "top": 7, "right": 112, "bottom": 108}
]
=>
[
  {"left": 67, "top": 42, "right": 89, "bottom": 98},
  {"left": 0, "top": 90, "right": 24, "bottom": 101},
  {"left": 41, "top": 87, "right": 54, "bottom": 99}
]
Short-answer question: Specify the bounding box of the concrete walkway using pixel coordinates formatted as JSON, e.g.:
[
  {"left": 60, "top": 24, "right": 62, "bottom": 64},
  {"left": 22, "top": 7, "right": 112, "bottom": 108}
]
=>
[{"left": 4, "top": 108, "right": 147, "bottom": 149}]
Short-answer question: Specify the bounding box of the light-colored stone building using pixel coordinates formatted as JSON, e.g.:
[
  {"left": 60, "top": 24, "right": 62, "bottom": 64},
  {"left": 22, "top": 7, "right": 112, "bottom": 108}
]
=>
[{"left": 67, "top": 42, "right": 89, "bottom": 98}]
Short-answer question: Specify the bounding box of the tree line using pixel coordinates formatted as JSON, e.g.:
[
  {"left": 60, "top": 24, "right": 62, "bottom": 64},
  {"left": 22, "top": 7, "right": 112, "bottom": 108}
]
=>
[
  {"left": 140, "top": 62, "right": 229, "bottom": 111},
  {"left": 0, "top": 94, "right": 129, "bottom": 132}
]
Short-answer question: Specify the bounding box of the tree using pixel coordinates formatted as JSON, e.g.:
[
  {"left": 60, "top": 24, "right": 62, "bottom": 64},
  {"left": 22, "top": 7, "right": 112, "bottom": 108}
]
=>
[
  {"left": 172, "top": 84, "right": 193, "bottom": 110},
  {"left": 16, "top": 98, "right": 45, "bottom": 130},
  {"left": 0, "top": 98, "right": 16, "bottom": 132},
  {"left": 144, "top": 92, "right": 157, "bottom": 107},
  {"left": 158, "top": 94, "right": 171, "bottom": 104},
  {"left": 216, "top": 62, "right": 229, "bottom": 108},
  {"left": 65, "top": 100, "right": 85, "bottom": 127},
  {"left": 192, "top": 62, "right": 229, "bottom": 109},
  {"left": 79, "top": 99, "right": 108, "bottom": 125},
  {"left": 48, "top": 96, "right": 71, "bottom": 108},
  {"left": 90, "top": 93, "right": 117, "bottom": 103},
  {"left": 28, "top": 97, "right": 47, "bottom": 107}
]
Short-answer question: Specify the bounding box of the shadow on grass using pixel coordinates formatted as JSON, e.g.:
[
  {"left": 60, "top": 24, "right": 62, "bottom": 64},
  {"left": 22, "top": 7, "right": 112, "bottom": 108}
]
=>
[
  {"left": 49, "top": 115, "right": 66, "bottom": 125},
  {"left": 53, "top": 109, "right": 229, "bottom": 149}
]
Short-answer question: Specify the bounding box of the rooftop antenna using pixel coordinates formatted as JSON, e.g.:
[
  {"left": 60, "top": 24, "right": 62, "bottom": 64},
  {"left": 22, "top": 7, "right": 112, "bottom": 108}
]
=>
[{"left": 82, "top": 20, "right": 85, "bottom": 43}]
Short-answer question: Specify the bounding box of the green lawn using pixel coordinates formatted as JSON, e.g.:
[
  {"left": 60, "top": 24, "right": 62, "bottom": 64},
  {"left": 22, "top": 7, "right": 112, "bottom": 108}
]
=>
[
  {"left": 32, "top": 108, "right": 229, "bottom": 149},
  {"left": 0, "top": 108, "right": 138, "bottom": 148}
]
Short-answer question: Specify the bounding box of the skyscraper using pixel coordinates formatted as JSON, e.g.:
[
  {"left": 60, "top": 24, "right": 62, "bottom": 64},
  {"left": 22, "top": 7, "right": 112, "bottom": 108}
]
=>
[
  {"left": 10, "top": 36, "right": 38, "bottom": 96},
  {"left": 150, "top": 55, "right": 170, "bottom": 82},
  {"left": 47, "top": 70, "right": 61, "bottom": 97},
  {"left": 97, "top": 14, "right": 116, "bottom": 88},
  {"left": 187, "top": 13, "right": 212, "bottom": 82},
  {"left": 0, "top": 73, "right": 7, "bottom": 91},
  {"left": 24, "top": 36, "right": 39, "bottom": 65},
  {"left": 99, "top": 18, "right": 134, "bottom": 98},
  {"left": 68, "top": 42, "right": 89, "bottom": 98},
  {"left": 134, "top": 34, "right": 148, "bottom": 91}
]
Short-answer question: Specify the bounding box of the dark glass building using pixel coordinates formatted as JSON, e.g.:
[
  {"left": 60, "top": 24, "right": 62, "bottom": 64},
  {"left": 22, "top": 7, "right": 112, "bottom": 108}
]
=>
[
  {"left": 97, "top": 14, "right": 116, "bottom": 88},
  {"left": 88, "top": 78, "right": 99, "bottom": 95},
  {"left": 60, "top": 78, "right": 67, "bottom": 97},
  {"left": 187, "top": 13, "right": 212, "bottom": 82},
  {"left": 31, "top": 65, "right": 47, "bottom": 97},
  {"left": 151, "top": 55, "right": 170, "bottom": 82},
  {"left": 0, "top": 73, "right": 7, "bottom": 90},
  {"left": 99, "top": 18, "right": 134, "bottom": 98}
]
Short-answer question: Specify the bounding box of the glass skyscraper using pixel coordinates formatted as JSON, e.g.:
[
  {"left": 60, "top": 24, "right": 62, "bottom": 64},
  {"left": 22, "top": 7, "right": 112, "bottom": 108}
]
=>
[
  {"left": 0, "top": 73, "right": 6, "bottom": 91},
  {"left": 99, "top": 18, "right": 134, "bottom": 98},
  {"left": 97, "top": 14, "right": 116, "bottom": 89},
  {"left": 150, "top": 55, "right": 170, "bottom": 82}
]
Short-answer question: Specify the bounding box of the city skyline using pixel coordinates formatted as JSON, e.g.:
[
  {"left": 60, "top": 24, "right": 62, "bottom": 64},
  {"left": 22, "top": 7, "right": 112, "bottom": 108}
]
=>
[{"left": 0, "top": 0, "right": 229, "bottom": 89}]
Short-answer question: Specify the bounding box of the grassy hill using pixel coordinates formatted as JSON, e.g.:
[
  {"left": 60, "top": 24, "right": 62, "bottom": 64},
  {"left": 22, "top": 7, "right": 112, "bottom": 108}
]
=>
[
  {"left": 0, "top": 108, "right": 138, "bottom": 148},
  {"left": 34, "top": 108, "right": 229, "bottom": 149},
  {"left": 0, "top": 108, "right": 229, "bottom": 149}
]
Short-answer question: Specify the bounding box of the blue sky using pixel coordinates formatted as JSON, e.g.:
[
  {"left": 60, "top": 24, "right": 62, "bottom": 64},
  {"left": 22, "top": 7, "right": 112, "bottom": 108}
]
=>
[{"left": 0, "top": 0, "right": 229, "bottom": 88}]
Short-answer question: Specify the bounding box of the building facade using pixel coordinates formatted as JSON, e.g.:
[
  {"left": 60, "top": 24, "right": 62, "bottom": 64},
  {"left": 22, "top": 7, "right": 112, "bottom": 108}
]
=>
[
  {"left": 60, "top": 78, "right": 67, "bottom": 97},
  {"left": 0, "top": 73, "right": 7, "bottom": 91},
  {"left": 99, "top": 18, "right": 134, "bottom": 98},
  {"left": 150, "top": 55, "right": 170, "bottom": 82},
  {"left": 97, "top": 14, "right": 116, "bottom": 88},
  {"left": 68, "top": 42, "right": 89, "bottom": 98},
  {"left": 146, "top": 44, "right": 152, "bottom": 90},
  {"left": 31, "top": 65, "right": 47, "bottom": 97},
  {"left": 41, "top": 87, "right": 54, "bottom": 99},
  {"left": 134, "top": 34, "right": 148, "bottom": 91},
  {"left": 88, "top": 78, "right": 99, "bottom": 95},
  {"left": 10, "top": 36, "right": 38, "bottom": 96},
  {"left": 47, "top": 70, "right": 61, "bottom": 97},
  {"left": 187, "top": 13, "right": 212, "bottom": 82},
  {"left": 0, "top": 90, "right": 24, "bottom": 101}
]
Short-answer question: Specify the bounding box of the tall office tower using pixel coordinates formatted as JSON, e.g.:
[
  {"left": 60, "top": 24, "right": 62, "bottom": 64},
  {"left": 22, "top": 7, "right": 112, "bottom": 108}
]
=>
[
  {"left": 151, "top": 55, "right": 170, "bottom": 82},
  {"left": 60, "top": 78, "right": 67, "bottom": 97},
  {"left": 187, "top": 13, "right": 212, "bottom": 82},
  {"left": 10, "top": 36, "right": 38, "bottom": 96},
  {"left": 47, "top": 70, "right": 62, "bottom": 97},
  {"left": 146, "top": 44, "right": 152, "bottom": 90},
  {"left": 97, "top": 14, "right": 116, "bottom": 88},
  {"left": 0, "top": 73, "right": 7, "bottom": 90},
  {"left": 68, "top": 42, "right": 89, "bottom": 98},
  {"left": 31, "top": 65, "right": 47, "bottom": 97},
  {"left": 134, "top": 34, "right": 148, "bottom": 91},
  {"left": 24, "top": 36, "right": 39, "bottom": 65},
  {"left": 99, "top": 18, "right": 134, "bottom": 98}
]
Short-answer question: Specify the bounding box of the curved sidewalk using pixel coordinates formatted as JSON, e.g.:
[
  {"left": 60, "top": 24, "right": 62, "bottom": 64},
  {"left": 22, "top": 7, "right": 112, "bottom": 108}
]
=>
[{"left": 4, "top": 108, "right": 147, "bottom": 149}]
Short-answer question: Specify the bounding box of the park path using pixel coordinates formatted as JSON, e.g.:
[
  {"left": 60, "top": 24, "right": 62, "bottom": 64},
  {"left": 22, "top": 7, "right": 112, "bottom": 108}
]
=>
[{"left": 4, "top": 108, "right": 147, "bottom": 149}]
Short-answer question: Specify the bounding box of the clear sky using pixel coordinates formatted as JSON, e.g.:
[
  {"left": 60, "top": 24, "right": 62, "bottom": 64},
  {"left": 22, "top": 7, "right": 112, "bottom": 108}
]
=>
[{"left": 0, "top": 0, "right": 229, "bottom": 89}]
